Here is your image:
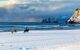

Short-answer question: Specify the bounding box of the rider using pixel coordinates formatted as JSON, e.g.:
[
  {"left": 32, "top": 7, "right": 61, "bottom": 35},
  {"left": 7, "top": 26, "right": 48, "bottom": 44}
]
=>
[
  {"left": 11, "top": 27, "right": 17, "bottom": 34},
  {"left": 24, "top": 26, "right": 29, "bottom": 32}
]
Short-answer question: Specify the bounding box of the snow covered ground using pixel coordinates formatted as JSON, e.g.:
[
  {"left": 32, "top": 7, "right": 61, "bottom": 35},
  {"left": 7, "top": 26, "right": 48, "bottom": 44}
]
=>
[{"left": 0, "top": 30, "right": 80, "bottom": 50}]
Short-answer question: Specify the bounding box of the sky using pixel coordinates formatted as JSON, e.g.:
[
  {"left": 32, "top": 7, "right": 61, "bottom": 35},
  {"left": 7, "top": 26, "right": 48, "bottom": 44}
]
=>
[{"left": 0, "top": 0, "right": 80, "bottom": 22}]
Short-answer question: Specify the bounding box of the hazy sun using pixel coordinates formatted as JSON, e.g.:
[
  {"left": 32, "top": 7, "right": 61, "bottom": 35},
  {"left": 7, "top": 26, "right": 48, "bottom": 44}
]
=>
[{"left": 0, "top": 0, "right": 16, "bottom": 8}]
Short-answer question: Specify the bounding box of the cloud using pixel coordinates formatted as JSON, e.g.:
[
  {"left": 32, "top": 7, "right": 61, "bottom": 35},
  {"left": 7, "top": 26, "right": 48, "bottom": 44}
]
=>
[
  {"left": 0, "top": 1, "right": 74, "bottom": 22},
  {"left": 23, "top": 17, "right": 42, "bottom": 22},
  {"left": 1, "top": 0, "right": 75, "bottom": 12},
  {"left": 16, "top": 0, "right": 80, "bottom": 4},
  {"left": 0, "top": 0, "right": 80, "bottom": 22},
  {"left": 0, "top": 0, "right": 17, "bottom": 8},
  {"left": 10, "top": 1, "right": 72, "bottom": 13}
]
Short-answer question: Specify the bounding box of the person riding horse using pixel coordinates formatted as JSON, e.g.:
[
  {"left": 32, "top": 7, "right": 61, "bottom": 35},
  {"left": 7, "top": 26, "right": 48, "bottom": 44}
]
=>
[
  {"left": 24, "top": 27, "right": 29, "bottom": 32},
  {"left": 11, "top": 27, "right": 17, "bottom": 34}
]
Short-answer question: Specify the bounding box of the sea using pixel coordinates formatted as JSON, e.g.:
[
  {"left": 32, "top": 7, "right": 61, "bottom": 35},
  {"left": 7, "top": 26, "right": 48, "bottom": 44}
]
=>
[{"left": 0, "top": 22, "right": 80, "bottom": 32}]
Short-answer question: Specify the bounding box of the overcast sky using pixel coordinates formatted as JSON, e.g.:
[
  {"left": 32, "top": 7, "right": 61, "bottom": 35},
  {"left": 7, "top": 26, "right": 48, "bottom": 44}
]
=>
[{"left": 0, "top": 0, "right": 80, "bottom": 22}]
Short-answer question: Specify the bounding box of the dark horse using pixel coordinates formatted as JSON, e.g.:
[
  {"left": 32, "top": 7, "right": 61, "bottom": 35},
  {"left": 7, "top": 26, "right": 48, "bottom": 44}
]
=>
[{"left": 24, "top": 27, "right": 29, "bottom": 32}]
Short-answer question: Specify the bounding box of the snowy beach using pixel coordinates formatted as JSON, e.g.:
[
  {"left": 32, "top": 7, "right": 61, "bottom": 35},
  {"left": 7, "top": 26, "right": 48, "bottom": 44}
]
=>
[{"left": 0, "top": 30, "right": 80, "bottom": 50}]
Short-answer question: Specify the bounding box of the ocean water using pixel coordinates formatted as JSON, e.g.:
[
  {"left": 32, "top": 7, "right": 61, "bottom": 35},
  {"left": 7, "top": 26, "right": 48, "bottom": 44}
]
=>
[{"left": 0, "top": 22, "right": 80, "bottom": 32}]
